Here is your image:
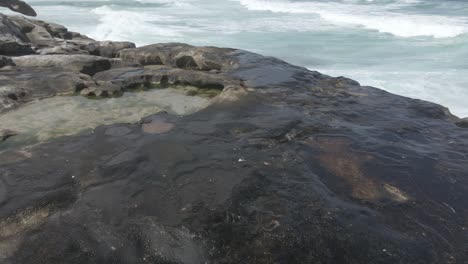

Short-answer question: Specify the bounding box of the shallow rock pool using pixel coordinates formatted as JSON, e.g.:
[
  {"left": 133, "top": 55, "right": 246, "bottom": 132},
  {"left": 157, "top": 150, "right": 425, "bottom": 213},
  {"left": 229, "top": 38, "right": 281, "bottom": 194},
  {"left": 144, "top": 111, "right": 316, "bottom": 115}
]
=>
[{"left": 0, "top": 87, "right": 211, "bottom": 150}]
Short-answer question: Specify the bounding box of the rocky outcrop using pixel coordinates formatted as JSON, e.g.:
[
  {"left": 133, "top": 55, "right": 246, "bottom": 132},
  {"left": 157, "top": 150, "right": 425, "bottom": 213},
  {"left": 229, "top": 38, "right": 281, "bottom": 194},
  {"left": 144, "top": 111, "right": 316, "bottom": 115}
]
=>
[
  {"left": 0, "top": 13, "right": 467, "bottom": 264},
  {"left": 0, "top": 66, "right": 94, "bottom": 113},
  {"left": 0, "top": 14, "right": 137, "bottom": 112},
  {"left": 117, "top": 43, "right": 237, "bottom": 71},
  {"left": 0, "top": 0, "right": 36, "bottom": 16},
  {"left": 0, "top": 14, "right": 135, "bottom": 56}
]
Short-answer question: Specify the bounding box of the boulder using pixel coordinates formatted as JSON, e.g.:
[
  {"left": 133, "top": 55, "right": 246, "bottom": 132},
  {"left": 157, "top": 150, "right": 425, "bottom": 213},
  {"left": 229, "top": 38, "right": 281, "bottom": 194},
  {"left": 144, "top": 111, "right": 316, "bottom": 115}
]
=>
[
  {"left": 0, "top": 14, "right": 35, "bottom": 55},
  {"left": 0, "top": 0, "right": 36, "bottom": 16}
]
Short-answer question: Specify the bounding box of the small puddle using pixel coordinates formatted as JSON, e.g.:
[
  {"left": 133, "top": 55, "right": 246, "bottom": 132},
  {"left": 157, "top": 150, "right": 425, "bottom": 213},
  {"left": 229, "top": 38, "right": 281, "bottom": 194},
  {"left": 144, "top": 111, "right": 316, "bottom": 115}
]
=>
[{"left": 0, "top": 87, "right": 212, "bottom": 151}]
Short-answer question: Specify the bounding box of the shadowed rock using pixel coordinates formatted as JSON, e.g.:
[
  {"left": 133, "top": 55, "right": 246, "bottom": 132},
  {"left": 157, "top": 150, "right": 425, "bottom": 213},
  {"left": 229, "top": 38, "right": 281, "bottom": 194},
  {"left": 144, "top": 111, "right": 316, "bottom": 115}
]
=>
[
  {"left": 0, "top": 55, "right": 14, "bottom": 67},
  {"left": 0, "top": 0, "right": 36, "bottom": 16}
]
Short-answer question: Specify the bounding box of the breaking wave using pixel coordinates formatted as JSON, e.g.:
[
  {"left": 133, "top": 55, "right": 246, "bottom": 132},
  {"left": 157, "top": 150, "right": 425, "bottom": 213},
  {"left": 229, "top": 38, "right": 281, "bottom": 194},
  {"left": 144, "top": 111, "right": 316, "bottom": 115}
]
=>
[{"left": 236, "top": 0, "right": 468, "bottom": 38}]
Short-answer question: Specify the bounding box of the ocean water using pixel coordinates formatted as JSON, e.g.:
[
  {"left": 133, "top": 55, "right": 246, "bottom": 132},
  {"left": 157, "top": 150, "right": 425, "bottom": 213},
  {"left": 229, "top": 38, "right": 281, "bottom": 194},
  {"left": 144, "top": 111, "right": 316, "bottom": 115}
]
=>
[{"left": 10, "top": 0, "right": 468, "bottom": 117}]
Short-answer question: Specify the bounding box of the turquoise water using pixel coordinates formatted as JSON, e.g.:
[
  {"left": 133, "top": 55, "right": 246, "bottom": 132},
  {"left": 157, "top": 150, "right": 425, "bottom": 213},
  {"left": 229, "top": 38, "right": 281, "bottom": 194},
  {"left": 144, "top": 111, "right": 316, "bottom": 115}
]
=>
[{"left": 10, "top": 0, "right": 468, "bottom": 117}]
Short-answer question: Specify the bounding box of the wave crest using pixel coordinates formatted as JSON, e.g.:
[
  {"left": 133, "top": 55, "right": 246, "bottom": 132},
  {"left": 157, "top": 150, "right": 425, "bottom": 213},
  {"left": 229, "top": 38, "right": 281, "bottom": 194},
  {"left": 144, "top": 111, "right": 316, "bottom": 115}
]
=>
[{"left": 236, "top": 0, "right": 468, "bottom": 38}]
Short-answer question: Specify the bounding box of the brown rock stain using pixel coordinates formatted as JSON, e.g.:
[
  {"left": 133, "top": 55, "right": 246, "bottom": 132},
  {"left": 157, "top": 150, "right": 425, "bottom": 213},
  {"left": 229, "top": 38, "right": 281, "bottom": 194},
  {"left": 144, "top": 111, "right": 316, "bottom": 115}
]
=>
[
  {"left": 142, "top": 120, "right": 175, "bottom": 134},
  {"left": 308, "top": 137, "right": 409, "bottom": 203},
  {"left": 0, "top": 207, "right": 50, "bottom": 260}
]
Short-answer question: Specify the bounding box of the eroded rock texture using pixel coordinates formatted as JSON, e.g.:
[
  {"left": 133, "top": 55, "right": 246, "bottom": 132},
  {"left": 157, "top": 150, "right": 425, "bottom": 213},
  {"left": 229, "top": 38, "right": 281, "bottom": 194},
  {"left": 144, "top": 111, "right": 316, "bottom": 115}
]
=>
[{"left": 0, "top": 13, "right": 467, "bottom": 264}]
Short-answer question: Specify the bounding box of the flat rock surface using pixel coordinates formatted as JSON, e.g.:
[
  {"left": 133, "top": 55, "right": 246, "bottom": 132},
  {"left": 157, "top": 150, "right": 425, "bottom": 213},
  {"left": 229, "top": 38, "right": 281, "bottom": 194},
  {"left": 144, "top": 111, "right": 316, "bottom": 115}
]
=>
[{"left": 0, "top": 13, "right": 467, "bottom": 264}]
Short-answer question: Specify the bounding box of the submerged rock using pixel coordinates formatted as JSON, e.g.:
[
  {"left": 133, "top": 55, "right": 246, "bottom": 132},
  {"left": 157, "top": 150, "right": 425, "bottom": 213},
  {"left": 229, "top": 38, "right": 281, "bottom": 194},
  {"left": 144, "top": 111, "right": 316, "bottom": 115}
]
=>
[{"left": 0, "top": 14, "right": 467, "bottom": 264}]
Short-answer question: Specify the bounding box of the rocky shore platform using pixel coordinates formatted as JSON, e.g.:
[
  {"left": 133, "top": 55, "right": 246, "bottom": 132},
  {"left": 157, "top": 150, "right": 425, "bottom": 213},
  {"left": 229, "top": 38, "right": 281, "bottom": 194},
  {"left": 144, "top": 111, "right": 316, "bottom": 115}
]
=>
[{"left": 1, "top": 12, "right": 468, "bottom": 264}]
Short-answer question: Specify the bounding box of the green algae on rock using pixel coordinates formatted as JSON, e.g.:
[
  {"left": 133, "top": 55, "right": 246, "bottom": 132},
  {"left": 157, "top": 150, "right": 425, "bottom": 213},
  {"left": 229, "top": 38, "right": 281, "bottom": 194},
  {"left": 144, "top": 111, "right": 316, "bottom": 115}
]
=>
[{"left": 0, "top": 88, "right": 210, "bottom": 150}]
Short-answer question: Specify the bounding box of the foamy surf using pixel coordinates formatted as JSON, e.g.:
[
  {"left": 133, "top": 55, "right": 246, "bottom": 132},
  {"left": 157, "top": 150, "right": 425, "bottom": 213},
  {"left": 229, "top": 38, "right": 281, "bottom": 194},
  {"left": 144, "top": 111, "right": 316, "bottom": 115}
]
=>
[
  {"left": 89, "top": 5, "right": 183, "bottom": 45},
  {"left": 235, "top": 0, "right": 468, "bottom": 38}
]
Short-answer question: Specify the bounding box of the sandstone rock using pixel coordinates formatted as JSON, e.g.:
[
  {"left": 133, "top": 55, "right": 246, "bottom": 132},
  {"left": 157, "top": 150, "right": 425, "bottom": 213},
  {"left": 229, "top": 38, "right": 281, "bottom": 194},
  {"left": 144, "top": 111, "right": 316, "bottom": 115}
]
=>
[
  {"left": 0, "top": 67, "right": 92, "bottom": 113},
  {"left": 12, "top": 54, "right": 112, "bottom": 75},
  {"left": 0, "top": 0, "right": 36, "bottom": 16},
  {"left": 87, "top": 41, "right": 136, "bottom": 58},
  {"left": 94, "top": 65, "right": 241, "bottom": 91},
  {"left": 117, "top": 43, "right": 237, "bottom": 71},
  {"left": 0, "top": 14, "right": 136, "bottom": 57},
  {"left": 79, "top": 81, "right": 122, "bottom": 98}
]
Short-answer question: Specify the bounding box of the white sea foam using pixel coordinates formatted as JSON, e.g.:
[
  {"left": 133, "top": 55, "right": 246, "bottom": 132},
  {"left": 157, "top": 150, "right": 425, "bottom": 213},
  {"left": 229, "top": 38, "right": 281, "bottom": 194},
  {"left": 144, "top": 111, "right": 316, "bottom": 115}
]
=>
[
  {"left": 89, "top": 5, "right": 184, "bottom": 45},
  {"left": 235, "top": 0, "right": 468, "bottom": 38}
]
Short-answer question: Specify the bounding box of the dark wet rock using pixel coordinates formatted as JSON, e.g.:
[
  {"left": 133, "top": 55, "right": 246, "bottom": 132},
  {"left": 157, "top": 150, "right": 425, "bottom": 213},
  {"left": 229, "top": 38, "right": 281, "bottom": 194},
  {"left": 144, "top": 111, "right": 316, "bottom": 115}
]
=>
[
  {"left": 0, "top": 18, "right": 467, "bottom": 264},
  {"left": 408, "top": 98, "right": 455, "bottom": 120},
  {"left": 456, "top": 118, "right": 468, "bottom": 128},
  {"left": 0, "top": 0, "right": 36, "bottom": 16},
  {"left": 0, "top": 55, "right": 14, "bottom": 67},
  {"left": 0, "top": 14, "right": 35, "bottom": 55}
]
